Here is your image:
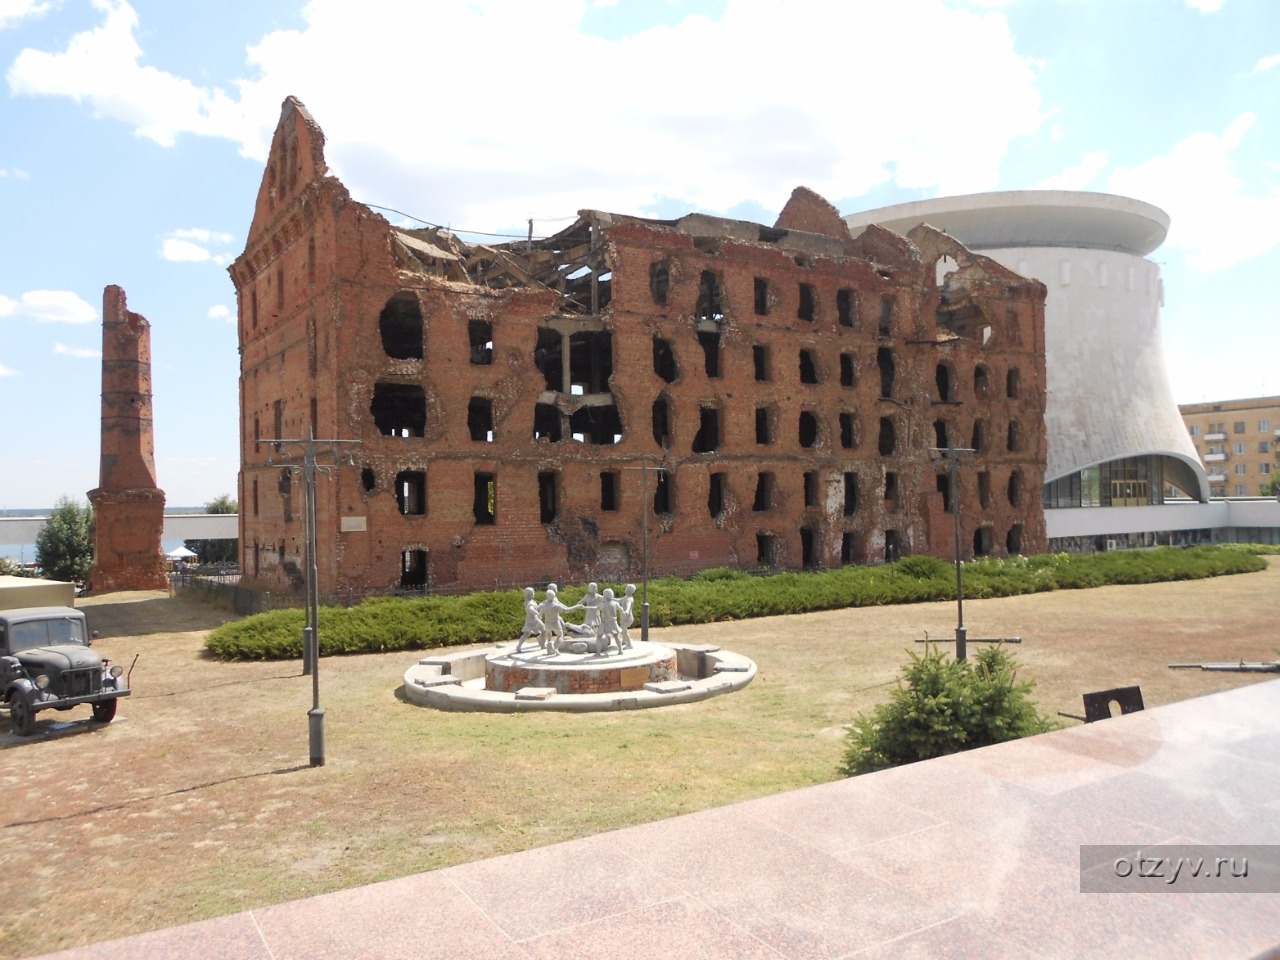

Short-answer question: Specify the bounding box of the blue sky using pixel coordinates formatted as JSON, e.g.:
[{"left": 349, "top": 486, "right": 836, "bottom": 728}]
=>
[{"left": 1, "top": 0, "right": 1277, "bottom": 510}]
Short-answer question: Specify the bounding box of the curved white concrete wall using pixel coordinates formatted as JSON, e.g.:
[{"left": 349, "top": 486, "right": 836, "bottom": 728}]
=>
[{"left": 844, "top": 192, "right": 1209, "bottom": 501}]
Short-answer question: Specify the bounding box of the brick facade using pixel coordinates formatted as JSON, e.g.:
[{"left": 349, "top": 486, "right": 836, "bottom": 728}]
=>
[{"left": 231, "top": 98, "right": 1047, "bottom": 597}]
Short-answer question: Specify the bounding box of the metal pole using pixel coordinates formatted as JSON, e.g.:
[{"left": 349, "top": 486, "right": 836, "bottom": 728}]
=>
[
  {"left": 950, "top": 448, "right": 967, "bottom": 662},
  {"left": 641, "top": 464, "right": 650, "bottom": 644},
  {"left": 305, "top": 428, "right": 325, "bottom": 766}
]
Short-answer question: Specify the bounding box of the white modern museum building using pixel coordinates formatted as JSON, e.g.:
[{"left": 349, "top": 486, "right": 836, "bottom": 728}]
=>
[{"left": 845, "top": 190, "right": 1280, "bottom": 549}]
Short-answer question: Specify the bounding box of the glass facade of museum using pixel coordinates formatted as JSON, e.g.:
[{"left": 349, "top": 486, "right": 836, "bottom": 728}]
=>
[{"left": 1041, "top": 455, "right": 1192, "bottom": 509}]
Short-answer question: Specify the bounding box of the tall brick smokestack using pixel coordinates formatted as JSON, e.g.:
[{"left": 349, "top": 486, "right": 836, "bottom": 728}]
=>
[{"left": 87, "top": 285, "right": 169, "bottom": 592}]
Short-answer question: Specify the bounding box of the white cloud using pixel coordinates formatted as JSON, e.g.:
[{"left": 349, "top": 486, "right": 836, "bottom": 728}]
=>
[
  {"left": 1254, "top": 53, "right": 1280, "bottom": 73},
  {"left": 1034, "top": 150, "right": 1109, "bottom": 190},
  {"left": 0, "top": 361, "right": 16, "bottom": 376},
  {"left": 207, "top": 304, "right": 232, "bottom": 322},
  {"left": 1185, "top": 0, "right": 1225, "bottom": 11},
  {"left": 8, "top": 0, "right": 1043, "bottom": 219},
  {"left": 0, "top": 0, "right": 55, "bottom": 31},
  {"left": 6, "top": 0, "right": 247, "bottom": 147},
  {"left": 160, "top": 227, "right": 234, "bottom": 264},
  {"left": 3, "top": 289, "right": 97, "bottom": 323},
  {"left": 1110, "top": 113, "right": 1280, "bottom": 271},
  {"left": 53, "top": 342, "right": 100, "bottom": 359},
  {"left": 0, "top": 167, "right": 31, "bottom": 178}
]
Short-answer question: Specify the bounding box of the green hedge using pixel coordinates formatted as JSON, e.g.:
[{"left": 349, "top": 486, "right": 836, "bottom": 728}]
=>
[{"left": 203, "top": 546, "right": 1268, "bottom": 661}]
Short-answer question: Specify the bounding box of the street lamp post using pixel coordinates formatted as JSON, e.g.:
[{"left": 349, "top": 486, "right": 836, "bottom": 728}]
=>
[
  {"left": 932, "top": 444, "right": 975, "bottom": 661},
  {"left": 263, "top": 427, "right": 360, "bottom": 767},
  {"left": 625, "top": 463, "right": 667, "bottom": 644}
]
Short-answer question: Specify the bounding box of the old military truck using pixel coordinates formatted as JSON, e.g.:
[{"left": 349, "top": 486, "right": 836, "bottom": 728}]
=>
[{"left": 0, "top": 576, "right": 130, "bottom": 736}]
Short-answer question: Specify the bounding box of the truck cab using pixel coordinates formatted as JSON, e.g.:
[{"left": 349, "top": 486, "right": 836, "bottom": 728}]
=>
[{"left": 1, "top": 605, "right": 130, "bottom": 736}]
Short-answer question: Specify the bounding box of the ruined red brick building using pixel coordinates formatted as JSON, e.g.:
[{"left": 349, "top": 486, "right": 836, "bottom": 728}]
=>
[
  {"left": 231, "top": 98, "right": 1047, "bottom": 597},
  {"left": 87, "top": 285, "right": 169, "bottom": 592}
]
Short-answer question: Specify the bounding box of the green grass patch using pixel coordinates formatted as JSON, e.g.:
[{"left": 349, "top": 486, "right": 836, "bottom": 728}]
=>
[{"left": 204, "top": 545, "right": 1267, "bottom": 661}]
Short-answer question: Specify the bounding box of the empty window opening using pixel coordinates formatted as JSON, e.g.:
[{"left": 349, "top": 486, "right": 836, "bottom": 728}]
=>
[
  {"left": 977, "top": 471, "right": 991, "bottom": 509},
  {"left": 468, "top": 320, "right": 493, "bottom": 365},
  {"left": 878, "top": 417, "right": 896, "bottom": 456},
  {"left": 971, "top": 420, "right": 986, "bottom": 453},
  {"left": 934, "top": 419, "right": 949, "bottom": 449},
  {"left": 798, "top": 283, "right": 816, "bottom": 322},
  {"left": 372, "top": 383, "right": 426, "bottom": 437},
  {"left": 753, "top": 344, "right": 771, "bottom": 381},
  {"left": 401, "top": 549, "right": 428, "bottom": 590},
  {"left": 936, "top": 473, "right": 952, "bottom": 513},
  {"left": 1006, "top": 523, "right": 1023, "bottom": 554},
  {"left": 799, "top": 349, "right": 819, "bottom": 384},
  {"left": 279, "top": 468, "right": 293, "bottom": 522},
  {"left": 252, "top": 479, "right": 259, "bottom": 517},
  {"left": 804, "top": 471, "right": 819, "bottom": 508},
  {"left": 653, "top": 471, "right": 673, "bottom": 515},
  {"left": 276, "top": 266, "right": 284, "bottom": 314},
  {"left": 468, "top": 397, "right": 495, "bottom": 442},
  {"left": 884, "top": 471, "right": 899, "bottom": 507},
  {"left": 756, "top": 407, "right": 773, "bottom": 445},
  {"left": 801, "top": 526, "right": 817, "bottom": 568},
  {"left": 935, "top": 363, "right": 954, "bottom": 401},
  {"left": 1006, "top": 367, "right": 1021, "bottom": 398},
  {"left": 379, "top": 292, "right": 424, "bottom": 360},
  {"left": 361, "top": 467, "right": 376, "bottom": 492},
  {"left": 538, "top": 471, "right": 558, "bottom": 524},
  {"left": 708, "top": 472, "right": 726, "bottom": 519},
  {"left": 652, "top": 397, "right": 671, "bottom": 449},
  {"left": 652, "top": 337, "right": 677, "bottom": 383},
  {"left": 973, "top": 526, "right": 993, "bottom": 557},
  {"left": 753, "top": 472, "right": 775, "bottom": 512},
  {"left": 600, "top": 471, "right": 620, "bottom": 511},
  {"left": 843, "top": 472, "right": 858, "bottom": 516},
  {"left": 532, "top": 403, "right": 563, "bottom": 442},
  {"left": 396, "top": 470, "right": 426, "bottom": 516},
  {"left": 840, "top": 412, "right": 856, "bottom": 450},
  {"left": 534, "top": 328, "right": 563, "bottom": 391},
  {"left": 840, "top": 353, "right": 855, "bottom": 387},
  {"left": 696, "top": 270, "right": 724, "bottom": 322},
  {"left": 692, "top": 406, "right": 721, "bottom": 453},
  {"left": 799, "top": 411, "right": 819, "bottom": 449},
  {"left": 570, "top": 404, "right": 623, "bottom": 445},
  {"left": 841, "top": 532, "right": 857, "bottom": 564},
  {"left": 754, "top": 277, "right": 770, "bottom": 315},
  {"left": 837, "top": 288, "right": 855, "bottom": 327},
  {"left": 884, "top": 529, "right": 901, "bottom": 563},
  {"left": 1007, "top": 471, "right": 1022, "bottom": 507},
  {"left": 757, "top": 532, "right": 777, "bottom": 567},
  {"left": 698, "top": 329, "right": 721, "bottom": 377},
  {"left": 877, "top": 347, "right": 895, "bottom": 398},
  {"left": 879, "top": 296, "right": 894, "bottom": 336},
  {"left": 1007, "top": 421, "right": 1021, "bottom": 453},
  {"left": 974, "top": 365, "right": 990, "bottom": 397},
  {"left": 473, "top": 473, "right": 496, "bottom": 525},
  {"left": 569, "top": 330, "right": 613, "bottom": 395},
  {"left": 649, "top": 261, "right": 670, "bottom": 306}
]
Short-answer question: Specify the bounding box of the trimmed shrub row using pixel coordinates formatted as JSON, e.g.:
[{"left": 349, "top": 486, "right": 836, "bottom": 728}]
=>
[{"left": 204, "top": 546, "right": 1268, "bottom": 661}]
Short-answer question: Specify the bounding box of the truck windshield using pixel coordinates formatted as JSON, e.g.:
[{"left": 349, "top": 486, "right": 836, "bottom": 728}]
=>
[{"left": 9, "top": 617, "right": 87, "bottom": 652}]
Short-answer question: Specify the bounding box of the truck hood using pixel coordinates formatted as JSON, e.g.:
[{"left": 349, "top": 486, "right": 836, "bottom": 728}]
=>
[{"left": 15, "top": 645, "right": 100, "bottom": 672}]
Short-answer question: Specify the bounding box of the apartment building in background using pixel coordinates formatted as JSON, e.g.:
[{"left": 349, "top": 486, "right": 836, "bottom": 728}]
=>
[{"left": 1180, "top": 396, "right": 1280, "bottom": 499}]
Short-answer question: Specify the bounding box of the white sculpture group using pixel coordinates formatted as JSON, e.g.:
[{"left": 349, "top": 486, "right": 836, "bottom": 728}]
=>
[{"left": 516, "top": 582, "right": 638, "bottom": 657}]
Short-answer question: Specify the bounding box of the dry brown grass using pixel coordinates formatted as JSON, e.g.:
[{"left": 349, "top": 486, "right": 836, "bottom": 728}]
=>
[{"left": 3, "top": 560, "right": 1278, "bottom": 959}]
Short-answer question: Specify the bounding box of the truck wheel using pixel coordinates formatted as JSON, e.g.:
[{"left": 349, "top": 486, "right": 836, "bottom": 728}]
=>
[
  {"left": 9, "top": 694, "right": 35, "bottom": 736},
  {"left": 92, "top": 699, "right": 118, "bottom": 723}
]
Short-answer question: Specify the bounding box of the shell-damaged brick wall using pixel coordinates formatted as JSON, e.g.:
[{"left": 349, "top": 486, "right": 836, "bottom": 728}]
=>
[{"left": 229, "top": 97, "right": 1048, "bottom": 598}]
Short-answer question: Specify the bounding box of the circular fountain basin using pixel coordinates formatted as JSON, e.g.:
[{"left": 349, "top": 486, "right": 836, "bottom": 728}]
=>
[
  {"left": 403, "top": 640, "right": 756, "bottom": 713},
  {"left": 487, "top": 641, "right": 677, "bottom": 694}
]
